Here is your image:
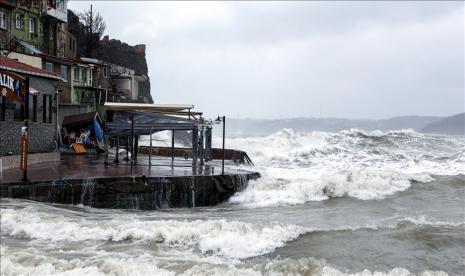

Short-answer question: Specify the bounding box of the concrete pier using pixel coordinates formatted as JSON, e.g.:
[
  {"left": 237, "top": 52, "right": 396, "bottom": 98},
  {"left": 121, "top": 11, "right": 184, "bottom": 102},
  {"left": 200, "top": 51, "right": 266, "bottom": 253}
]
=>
[{"left": 0, "top": 155, "right": 260, "bottom": 209}]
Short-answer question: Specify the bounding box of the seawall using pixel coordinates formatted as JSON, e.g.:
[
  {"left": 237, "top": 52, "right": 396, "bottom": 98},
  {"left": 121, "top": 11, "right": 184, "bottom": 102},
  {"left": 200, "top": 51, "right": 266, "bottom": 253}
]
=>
[{"left": 0, "top": 170, "right": 259, "bottom": 210}]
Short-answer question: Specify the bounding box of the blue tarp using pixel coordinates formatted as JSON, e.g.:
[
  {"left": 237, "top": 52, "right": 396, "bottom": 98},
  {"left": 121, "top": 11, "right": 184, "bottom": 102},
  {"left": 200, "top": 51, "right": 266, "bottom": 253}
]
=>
[{"left": 93, "top": 119, "right": 104, "bottom": 142}]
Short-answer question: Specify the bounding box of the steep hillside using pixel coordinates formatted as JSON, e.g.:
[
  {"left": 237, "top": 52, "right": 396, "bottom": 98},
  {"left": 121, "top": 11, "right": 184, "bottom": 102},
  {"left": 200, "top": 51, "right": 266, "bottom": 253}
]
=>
[
  {"left": 422, "top": 113, "right": 465, "bottom": 135},
  {"left": 222, "top": 116, "right": 443, "bottom": 137}
]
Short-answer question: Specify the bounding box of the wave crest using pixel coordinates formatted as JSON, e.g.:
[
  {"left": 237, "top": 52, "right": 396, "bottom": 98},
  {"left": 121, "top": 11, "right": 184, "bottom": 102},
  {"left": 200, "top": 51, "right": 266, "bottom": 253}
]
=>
[{"left": 0, "top": 208, "right": 305, "bottom": 259}]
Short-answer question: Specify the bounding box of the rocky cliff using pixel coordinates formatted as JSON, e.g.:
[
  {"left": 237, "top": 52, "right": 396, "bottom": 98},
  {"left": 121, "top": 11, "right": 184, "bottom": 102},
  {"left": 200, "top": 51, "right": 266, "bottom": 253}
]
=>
[
  {"left": 96, "top": 36, "right": 153, "bottom": 103},
  {"left": 67, "top": 10, "right": 153, "bottom": 103}
]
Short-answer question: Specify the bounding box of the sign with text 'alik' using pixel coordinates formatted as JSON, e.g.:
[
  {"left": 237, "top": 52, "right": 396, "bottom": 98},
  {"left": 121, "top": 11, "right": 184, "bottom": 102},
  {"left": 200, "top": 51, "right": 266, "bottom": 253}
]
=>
[{"left": 0, "top": 70, "right": 26, "bottom": 106}]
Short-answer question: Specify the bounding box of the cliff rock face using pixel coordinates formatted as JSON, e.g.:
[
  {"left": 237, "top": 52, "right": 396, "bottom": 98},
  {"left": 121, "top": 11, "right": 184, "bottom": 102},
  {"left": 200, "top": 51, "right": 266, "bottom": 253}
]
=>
[
  {"left": 67, "top": 10, "right": 153, "bottom": 103},
  {"left": 96, "top": 36, "right": 153, "bottom": 103}
]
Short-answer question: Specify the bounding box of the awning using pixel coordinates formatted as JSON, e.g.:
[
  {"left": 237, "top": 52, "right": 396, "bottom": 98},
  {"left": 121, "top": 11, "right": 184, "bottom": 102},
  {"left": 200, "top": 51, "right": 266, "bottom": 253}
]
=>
[
  {"left": 29, "top": 87, "right": 40, "bottom": 95},
  {"left": 16, "top": 40, "right": 43, "bottom": 55}
]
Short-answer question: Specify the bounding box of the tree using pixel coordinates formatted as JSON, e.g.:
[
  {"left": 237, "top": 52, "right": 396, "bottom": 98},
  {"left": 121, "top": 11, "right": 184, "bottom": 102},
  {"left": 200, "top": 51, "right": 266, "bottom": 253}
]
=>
[{"left": 78, "top": 5, "right": 106, "bottom": 57}]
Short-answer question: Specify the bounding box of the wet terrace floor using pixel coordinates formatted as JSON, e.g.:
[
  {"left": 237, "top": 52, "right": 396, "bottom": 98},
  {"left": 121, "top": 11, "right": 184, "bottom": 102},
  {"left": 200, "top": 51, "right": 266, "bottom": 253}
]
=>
[{"left": 0, "top": 155, "right": 247, "bottom": 184}]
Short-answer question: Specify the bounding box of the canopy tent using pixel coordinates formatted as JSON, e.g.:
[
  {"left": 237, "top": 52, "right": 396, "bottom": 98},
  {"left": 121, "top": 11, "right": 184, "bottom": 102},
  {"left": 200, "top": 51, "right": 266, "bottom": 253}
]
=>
[
  {"left": 104, "top": 102, "right": 194, "bottom": 112},
  {"left": 106, "top": 110, "right": 200, "bottom": 137},
  {"left": 104, "top": 102, "right": 202, "bottom": 119},
  {"left": 105, "top": 110, "right": 212, "bottom": 166}
]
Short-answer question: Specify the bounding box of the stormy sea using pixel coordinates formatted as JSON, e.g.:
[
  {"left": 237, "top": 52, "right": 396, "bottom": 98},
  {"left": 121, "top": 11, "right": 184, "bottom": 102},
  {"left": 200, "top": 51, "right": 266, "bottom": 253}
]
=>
[{"left": 1, "top": 129, "right": 464, "bottom": 275}]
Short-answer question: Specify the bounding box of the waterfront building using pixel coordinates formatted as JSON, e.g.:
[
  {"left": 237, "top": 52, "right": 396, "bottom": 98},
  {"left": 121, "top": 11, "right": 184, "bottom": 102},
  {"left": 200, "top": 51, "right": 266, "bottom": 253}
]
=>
[
  {"left": 108, "top": 63, "right": 145, "bottom": 103},
  {"left": 0, "top": 55, "right": 61, "bottom": 161},
  {"left": 40, "top": 52, "right": 71, "bottom": 115},
  {"left": 0, "top": 0, "right": 71, "bottom": 58},
  {"left": 10, "top": 0, "right": 42, "bottom": 51},
  {"left": 40, "top": 0, "right": 69, "bottom": 57},
  {"left": 66, "top": 58, "right": 110, "bottom": 121},
  {"left": 0, "top": 0, "right": 15, "bottom": 52}
]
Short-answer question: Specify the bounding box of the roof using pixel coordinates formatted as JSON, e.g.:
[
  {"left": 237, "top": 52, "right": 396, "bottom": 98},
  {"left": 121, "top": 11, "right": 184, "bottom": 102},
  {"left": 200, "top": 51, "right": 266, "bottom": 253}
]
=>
[
  {"left": 104, "top": 102, "right": 195, "bottom": 113},
  {"left": 62, "top": 112, "right": 102, "bottom": 128},
  {"left": 79, "top": 57, "right": 107, "bottom": 66},
  {"left": 0, "top": 56, "right": 61, "bottom": 80},
  {"left": 39, "top": 53, "right": 73, "bottom": 66}
]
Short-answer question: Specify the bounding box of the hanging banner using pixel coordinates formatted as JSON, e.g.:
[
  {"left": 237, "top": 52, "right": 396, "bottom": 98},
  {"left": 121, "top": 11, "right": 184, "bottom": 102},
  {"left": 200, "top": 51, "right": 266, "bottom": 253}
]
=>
[{"left": 0, "top": 70, "right": 27, "bottom": 106}]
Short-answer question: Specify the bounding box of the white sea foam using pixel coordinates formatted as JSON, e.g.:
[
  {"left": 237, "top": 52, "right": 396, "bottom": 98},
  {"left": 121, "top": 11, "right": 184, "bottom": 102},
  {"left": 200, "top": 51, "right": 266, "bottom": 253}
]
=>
[
  {"left": 1, "top": 245, "right": 449, "bottom": 276},
  {"left": 229, "top": 169, "right": 431, "bottom": 208},
  {"left": 0, "top": 208, "right": 305, "bottom": 260},
  {"left": 220, "top": 129, "right": 465, "bottom": 207}
]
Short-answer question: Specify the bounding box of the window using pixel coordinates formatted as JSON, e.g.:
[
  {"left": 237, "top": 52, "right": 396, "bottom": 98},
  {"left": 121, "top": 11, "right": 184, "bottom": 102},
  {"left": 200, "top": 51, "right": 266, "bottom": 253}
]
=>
[
  {"left": 42, "top": 94, "right": 47, "bottom": 123},
  {"left": 15, "top": 13, "right": 24, "bottom": 29},
  {"left": 29, "top": 17, "right": 35, "bottom": 33},
  {"left": 73, "top": 67, "right": 79, "bottom": 80},
  {"left": 103, "top": 67, "right": 108, "bottom": 78},
  {"left": 32, "top": 95, "right": 37, "bottom": 122},
  {"left": 0, "top": 12, "right": 6, "bottom": 30},
  {"left": 57, "top": 0, "right": 66, "bottom": 12},
  {"left": 45, "top": 62, "right": 53, "bottom": 72},
  {"left": 81, "top": 69, "right": 86, "bottom": 83},
  {"left": 60, "top": 65, "right": 67, "bottom": 80},
  {"left": 1, "top": 95, "right": 5, "bottom": 121}
]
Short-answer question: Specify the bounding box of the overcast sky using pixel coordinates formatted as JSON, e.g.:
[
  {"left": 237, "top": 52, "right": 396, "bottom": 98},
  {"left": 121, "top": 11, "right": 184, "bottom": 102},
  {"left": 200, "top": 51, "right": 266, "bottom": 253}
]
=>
[{"left": 69, "top": 1, "right": 464, "bottom": 119}]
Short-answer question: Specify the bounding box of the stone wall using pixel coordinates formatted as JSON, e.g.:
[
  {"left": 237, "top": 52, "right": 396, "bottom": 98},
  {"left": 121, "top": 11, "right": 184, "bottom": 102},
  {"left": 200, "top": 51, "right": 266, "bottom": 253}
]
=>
[
  {"left": 0, "top": 120, "right": 57, "bottom": 156},
  {"left": 58, "top": 104, "right": 88, "bottom": 125}
]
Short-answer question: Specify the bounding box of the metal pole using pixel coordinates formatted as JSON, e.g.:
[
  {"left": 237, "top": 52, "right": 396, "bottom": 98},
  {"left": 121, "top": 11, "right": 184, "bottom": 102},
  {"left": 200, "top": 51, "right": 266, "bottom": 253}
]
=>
[
  {"left": 222, "top": 116, "right": 225, "bottom": 175},
  {"left": 134, "top": 136, "right": 139, "bottom": 162},
  {"left": 171, "top": 130, "right": 175, "bottom": 166},
  {"left": 192, "top": 126, "right": 198, "bottom": 166},
  {"left": 115, "top": 138, "right": 119, "bottom": 163},
  {"left": 104, "top": 126, "right": 109, "bottom": 165},
  {"left": 130, "top": 115, "right": 134, "bottom": 163},
  {"left": 199, "top": 127, "right": 204, "bottom": 166},
  {"left": 149, "top": 131, "right": 152, "bottom": 166},
  {"left": 125, "top": 136, "right": 129, "bottom": 161}
]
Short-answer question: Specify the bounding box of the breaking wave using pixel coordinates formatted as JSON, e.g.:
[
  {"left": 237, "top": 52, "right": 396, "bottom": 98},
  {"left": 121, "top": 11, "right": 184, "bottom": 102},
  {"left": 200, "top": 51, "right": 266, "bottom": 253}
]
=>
[
  {"left": 0, "top": 207, "right": 305, "bottom": 260},
  {"left": 2, "top": 206, "right": 462, "bottom": 260},
  {"left": 1, "top": 244, "right": 450, "bottom": 276},
  {"left": 220, "top": 129, "right": 465, "bottom": 207}
]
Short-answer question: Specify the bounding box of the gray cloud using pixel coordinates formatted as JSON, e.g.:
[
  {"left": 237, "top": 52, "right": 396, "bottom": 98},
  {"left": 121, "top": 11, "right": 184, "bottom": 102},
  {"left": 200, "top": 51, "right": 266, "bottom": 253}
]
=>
[{"left": 69, "top": 1, "right": 464, "bottom": 119}]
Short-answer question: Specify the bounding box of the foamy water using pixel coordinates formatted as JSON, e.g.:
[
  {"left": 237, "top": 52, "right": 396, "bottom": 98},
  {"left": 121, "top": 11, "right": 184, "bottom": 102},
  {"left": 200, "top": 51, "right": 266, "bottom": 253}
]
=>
[
  {"left": 1, "top": 129, "right": 464, "bottom": 275},
  {"left": 222, "top": 129, "right": 464, "bottom": 207}
]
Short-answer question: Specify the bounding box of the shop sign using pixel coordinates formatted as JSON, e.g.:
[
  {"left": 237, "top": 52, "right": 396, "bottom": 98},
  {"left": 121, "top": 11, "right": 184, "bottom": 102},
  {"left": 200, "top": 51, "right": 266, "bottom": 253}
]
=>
[{"left": 0, "top": 70, "right": 26, "bottom": 105}]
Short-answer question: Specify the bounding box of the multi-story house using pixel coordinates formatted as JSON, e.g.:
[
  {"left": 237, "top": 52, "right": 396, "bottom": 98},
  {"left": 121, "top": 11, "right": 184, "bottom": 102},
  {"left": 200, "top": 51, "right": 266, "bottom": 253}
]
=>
[
  {"left": 1, "top": 1, "right": 72, "bottom": 58},
  {"left": 70, "top": 58, "right": 110, "bottom": 116},
  {"left": 109, "top": 63, "right": 146, "bottom": 103},
  {"left": 10, "top": 0, "right": 42, "bottom": 51},
  {"left": 41, "top": 0, "right": 69, "bottom": 57},
  {"left": 40, "top": 52, "right": 71, "bottom": 107},
  {"left": 0, "top": 0, "right": 16, "bottom": 51}
]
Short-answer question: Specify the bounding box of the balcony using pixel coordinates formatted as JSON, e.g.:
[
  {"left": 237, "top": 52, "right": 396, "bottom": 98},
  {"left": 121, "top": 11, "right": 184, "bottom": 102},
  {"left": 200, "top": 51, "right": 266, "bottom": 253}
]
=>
[{"left": 42, "top": 0, "right": 67, "bottom": 22}]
